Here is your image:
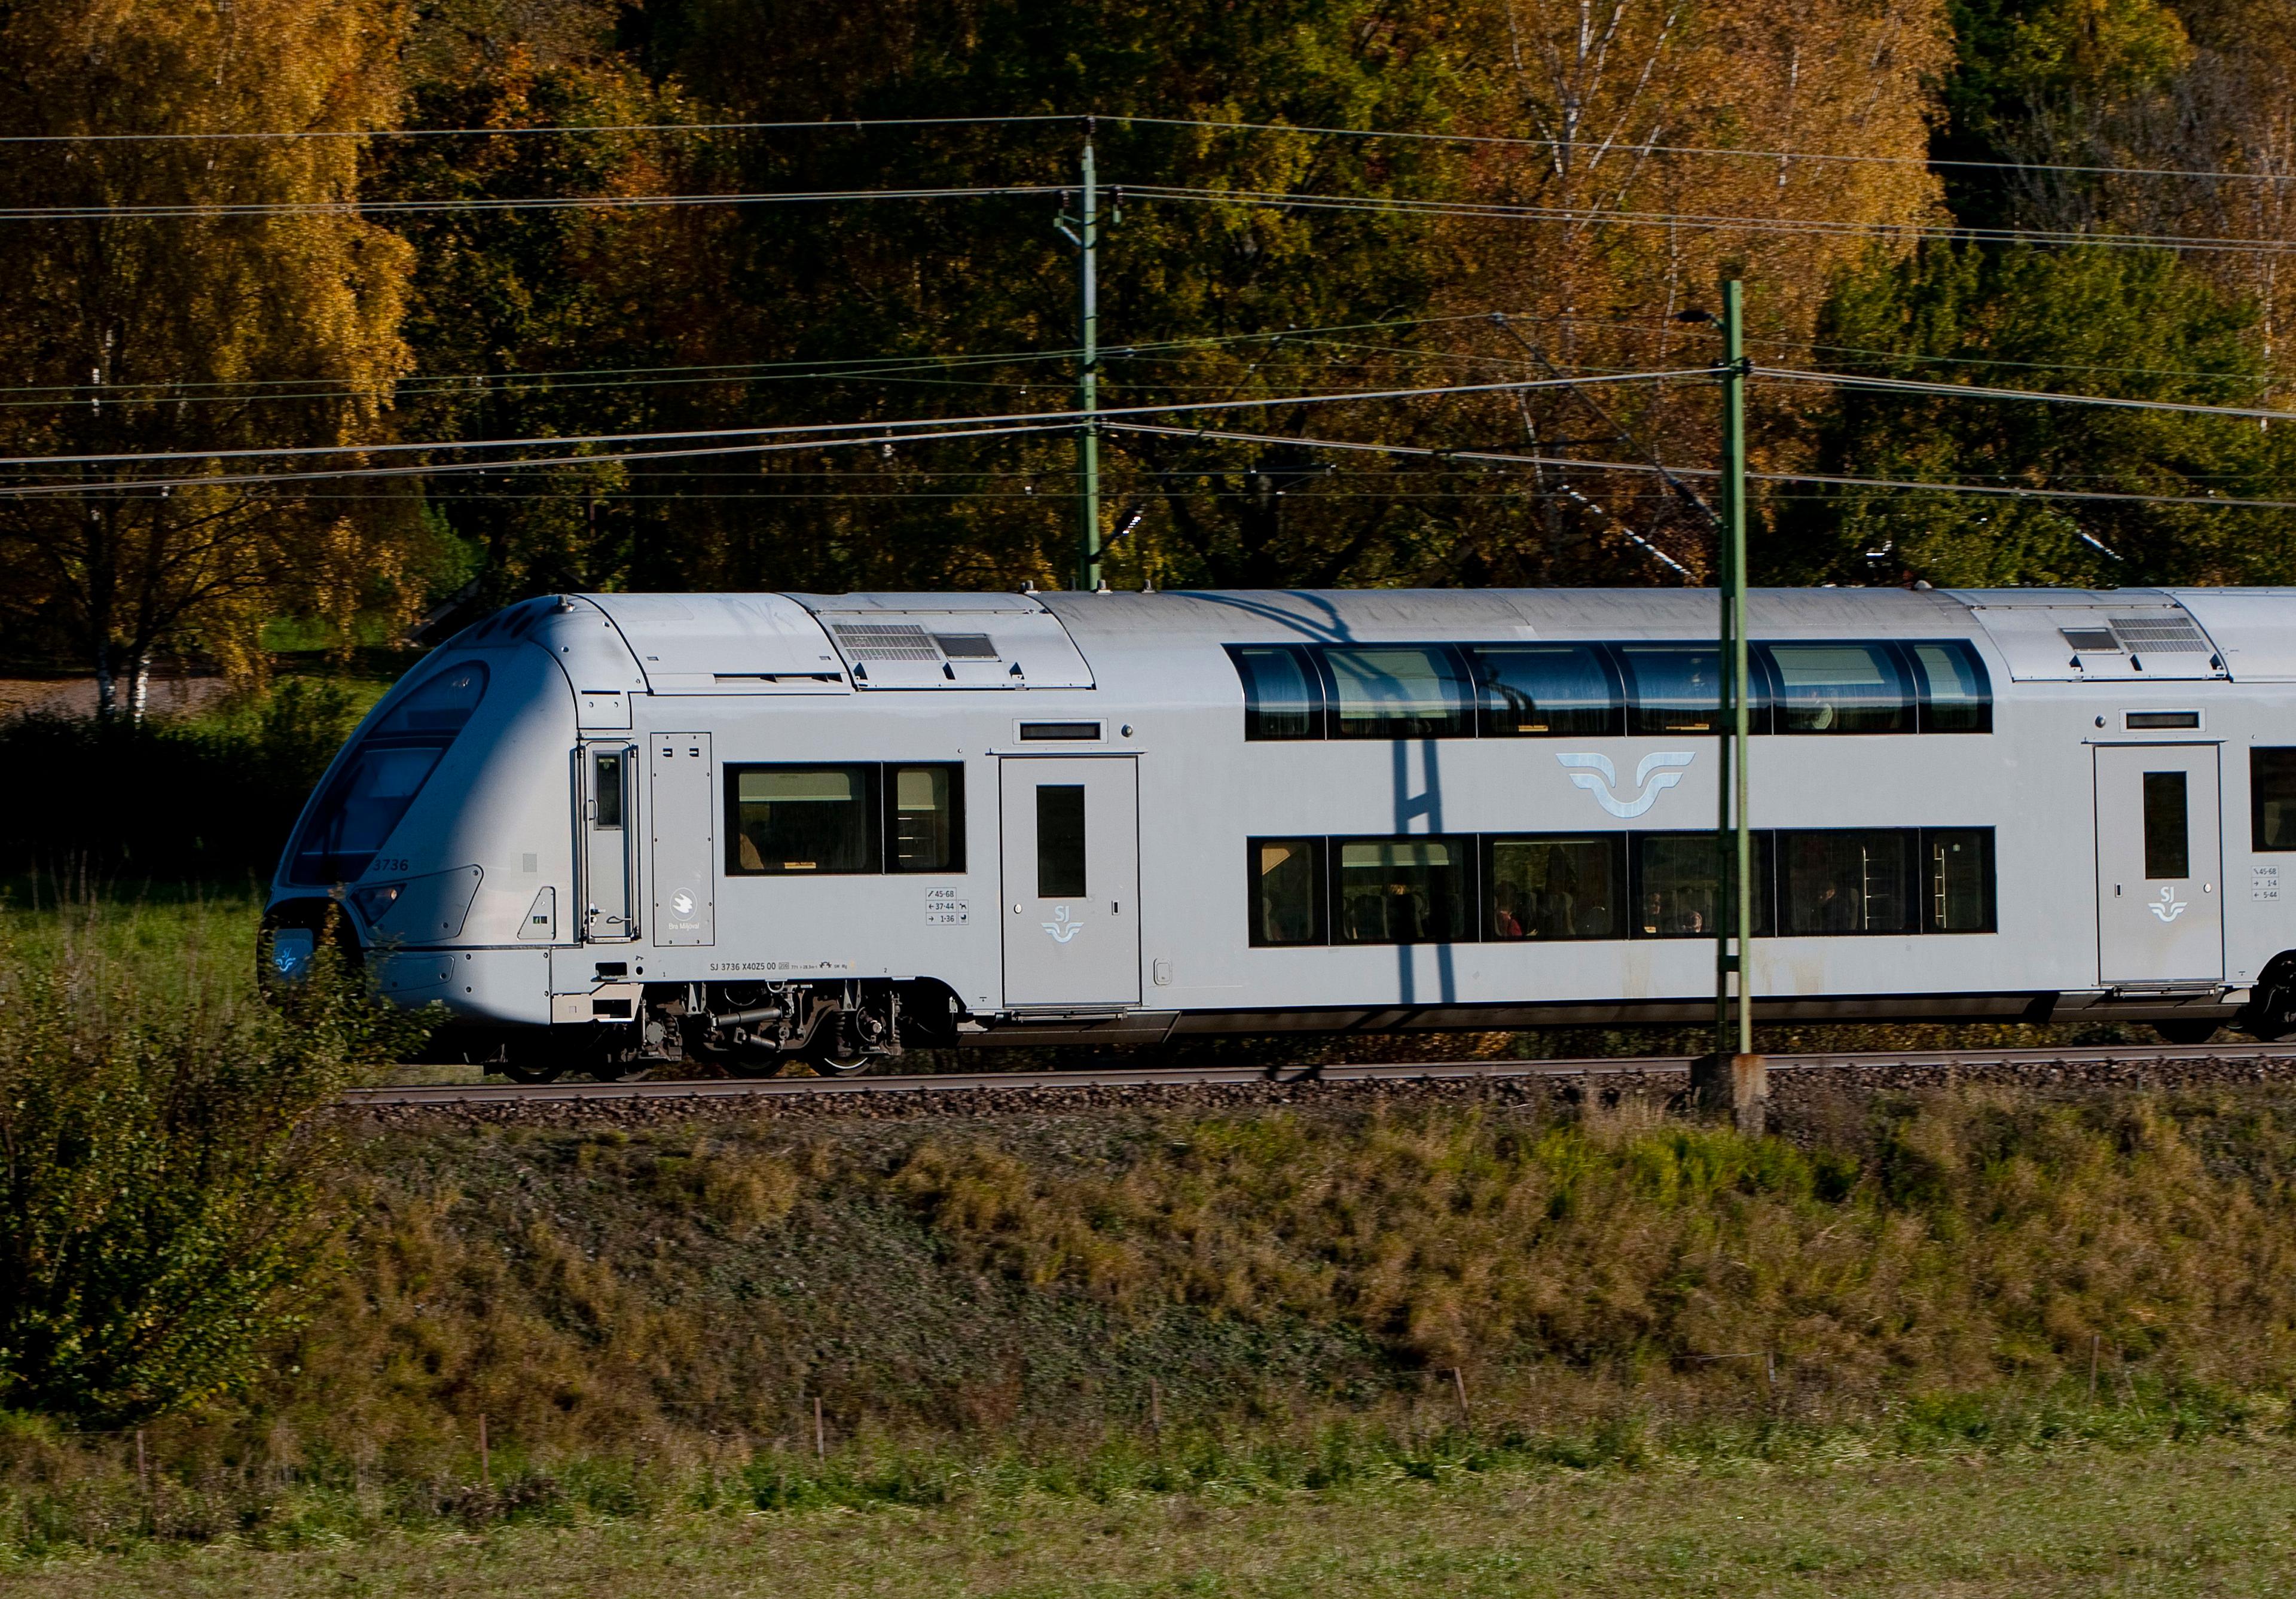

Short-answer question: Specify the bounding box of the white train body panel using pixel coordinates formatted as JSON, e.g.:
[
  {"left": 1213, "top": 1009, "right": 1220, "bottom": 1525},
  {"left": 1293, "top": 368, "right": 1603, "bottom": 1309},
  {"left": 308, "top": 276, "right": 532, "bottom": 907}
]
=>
[{"left": 264, "top": 586, "right": 2296, "bottom": 1054}]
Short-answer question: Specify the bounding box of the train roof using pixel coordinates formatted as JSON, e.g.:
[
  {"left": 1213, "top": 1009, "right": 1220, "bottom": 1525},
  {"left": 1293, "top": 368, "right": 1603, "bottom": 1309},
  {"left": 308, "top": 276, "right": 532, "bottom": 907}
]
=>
[{"left": 472, "top": 587, "right": 2296, "bottom": 693}]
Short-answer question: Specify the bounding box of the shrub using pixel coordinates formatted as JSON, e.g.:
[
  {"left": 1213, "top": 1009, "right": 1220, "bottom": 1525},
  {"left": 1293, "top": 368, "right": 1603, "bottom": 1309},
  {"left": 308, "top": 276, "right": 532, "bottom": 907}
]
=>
[{"left": 0, "top": 900, "right": 426, "bottom": 1424}]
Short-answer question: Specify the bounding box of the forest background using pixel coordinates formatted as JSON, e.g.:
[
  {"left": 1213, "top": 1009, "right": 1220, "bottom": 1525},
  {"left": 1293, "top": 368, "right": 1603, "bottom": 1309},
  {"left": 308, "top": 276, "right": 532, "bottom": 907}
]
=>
[{"left": 7, "top": 0, "right": 2296, "bottom": 723}]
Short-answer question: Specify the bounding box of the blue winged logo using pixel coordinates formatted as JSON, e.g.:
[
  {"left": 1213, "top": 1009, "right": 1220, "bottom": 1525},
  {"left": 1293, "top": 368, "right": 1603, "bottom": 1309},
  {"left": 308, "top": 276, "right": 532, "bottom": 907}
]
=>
[{"left": 1556, "top": 750, "right": 1697, "bottom": 819}]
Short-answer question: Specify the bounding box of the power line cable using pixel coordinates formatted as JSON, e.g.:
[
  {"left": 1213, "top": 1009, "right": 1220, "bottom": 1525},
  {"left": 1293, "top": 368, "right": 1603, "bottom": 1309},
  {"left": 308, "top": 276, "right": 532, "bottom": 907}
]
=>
[
  {"left": 0, "top": 182, "right": 1062, "bottom": 223},
  {"left": 16, "top": 106, "right": 2296, "bottom": 191},
  {"left": 0, "top": 309, "right": 1512, "bottom": 401},
  {"left": 0, "top": 369, "right": 1712, "bottom": 471},
  {"left": 0, "top": 114, "right": 1073, "bottom": 145},
  {"left": 0, "top": 367, "right": 1713, "bottom": 478},
  {"left": 1136, "top": 184, "right": 2296, "bottom": 260},
  {"left": 1103, "top": 421, "right": 2296, "bottom": 512},
  {"left": 1117, "top": 114, "right": 2296, "bottom": 189},
  {"left": 1755, "top": 366, "right": 2296, "bottom": 420}
]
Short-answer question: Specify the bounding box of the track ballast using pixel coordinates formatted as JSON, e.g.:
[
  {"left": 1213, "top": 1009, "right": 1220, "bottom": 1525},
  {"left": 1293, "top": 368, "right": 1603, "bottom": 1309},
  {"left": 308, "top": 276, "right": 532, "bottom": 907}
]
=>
[{"left": 344, "top": 1038, "right": 2296, "bottom": 1110}]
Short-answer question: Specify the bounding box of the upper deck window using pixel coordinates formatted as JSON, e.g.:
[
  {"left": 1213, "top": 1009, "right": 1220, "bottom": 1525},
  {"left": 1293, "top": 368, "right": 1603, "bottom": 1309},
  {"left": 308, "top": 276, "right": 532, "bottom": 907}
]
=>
[
  {"left": 284, "top": 661, "right": 489, "bottom": 886},
  {"left": 1618, "top": 645, "right": 1770, "bottom": 736},
  {"left": 1229, "top": 645, "right": 1322, "bottom": 740},
  {"left": 1762, "top": 643, "right": 1911, "bottom": 734},
  {"left": 1228, "top": 634, "right": 1989, "bottom": 741},
  {"left": 1468, "top": 645, "right": 1622, "bottom": 737},
  {"left": 1324, "top": 646, "right": 1474, "bottom": 739},
  {"left": 1906, "top": 640, "right": 1992, "bottom": 733}
]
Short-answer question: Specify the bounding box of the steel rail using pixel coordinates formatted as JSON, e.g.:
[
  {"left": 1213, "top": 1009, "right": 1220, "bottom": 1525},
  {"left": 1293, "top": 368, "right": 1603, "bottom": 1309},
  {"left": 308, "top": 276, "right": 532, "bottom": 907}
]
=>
[{"left": 341, "top": 1039, "right": 2296, "bottom": 1108}]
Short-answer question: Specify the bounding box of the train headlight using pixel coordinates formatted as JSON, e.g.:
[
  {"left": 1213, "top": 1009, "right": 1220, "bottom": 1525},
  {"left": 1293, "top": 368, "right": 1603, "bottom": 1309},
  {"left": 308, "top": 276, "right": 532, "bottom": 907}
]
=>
[
  {"left": 351, "top": 882, "right": 404, "bottom": 926},
  {"left": 270, "top": 927, "right": 317, "bottom": 981}
]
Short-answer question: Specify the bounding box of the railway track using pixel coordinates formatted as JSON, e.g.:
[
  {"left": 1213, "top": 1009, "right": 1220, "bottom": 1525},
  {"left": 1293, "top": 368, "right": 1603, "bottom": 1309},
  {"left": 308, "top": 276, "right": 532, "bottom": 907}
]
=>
[{"left": 343, "top": 1038, "right": 2296, "bottom": 1108}]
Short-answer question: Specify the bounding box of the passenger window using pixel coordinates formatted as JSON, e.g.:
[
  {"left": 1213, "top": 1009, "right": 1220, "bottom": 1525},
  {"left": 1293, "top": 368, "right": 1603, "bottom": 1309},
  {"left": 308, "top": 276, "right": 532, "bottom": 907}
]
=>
[
  {"left": 1776, "top": 829, "right": 1916, "bottom": 934},
  {"left": 1923, "top": 828, "right": 1996, "bottom": 932},
  {"left": 1249, "top": 838, "right": 1327, "bottom": 945},
  {"left": 2252, "top": 749, "right": 2296, "bottom": 850},
  {"left": 1483, "top": 836, "right": 1626, "bottom": 939},
  {"left": 1229, "top": 645, "right": 1323, "bottom": 740},
  {"left": 1036, "top": 785, "right": 1087, "bottom": 897},
  {"left": 726, "top": 765, "right": 880, "bottom": 875},
  {"left": 1617, "top": 645, "right": 1765, "bottom": 736},
  {"left": 2144, "top": 771, "right": 2190, "bottom": 879},
  {"left": 593, "top": 751, "right": 624, "bottom": 829},
  {"left": 1321, "top": 646, "right": 1473, "bottom": 740},
  {"left": 887, "top": 764, "right": 964, "bottom": 872},
  {"left": 1633, "top": 833, "right": 1773, "bottom": 938},
  {"left": 1333, "top": 837, "right": 1470, "bottom": 944},
  {"left": 1763, "top": 643, "right": 1910, "bottom": 734},
  {"left": 1907, "top": 641, "right": 1993, "bottom": 733},
  {"left": 1467, "top": 645, "right": 1623, "bottom": 737}
]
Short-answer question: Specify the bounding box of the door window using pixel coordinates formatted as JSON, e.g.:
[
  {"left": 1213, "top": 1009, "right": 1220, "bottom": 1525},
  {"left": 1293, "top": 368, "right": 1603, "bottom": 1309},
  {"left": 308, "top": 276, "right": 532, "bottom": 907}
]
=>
[
  {"left": 1037, "top": 785, "right": 1087, "bottom": 896},
  {"left": 2144, "top": 771, "right": 2190, "bottom": 878},
  {"left": 593, "top": 750, "right": 624, "bottom": 828}
]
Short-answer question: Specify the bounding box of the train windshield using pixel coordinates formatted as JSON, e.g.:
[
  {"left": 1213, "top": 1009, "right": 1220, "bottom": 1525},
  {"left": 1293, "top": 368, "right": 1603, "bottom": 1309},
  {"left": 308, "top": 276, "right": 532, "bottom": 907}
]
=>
[{"left": 284, "top": 662, "right": 489, "bottom": 885}]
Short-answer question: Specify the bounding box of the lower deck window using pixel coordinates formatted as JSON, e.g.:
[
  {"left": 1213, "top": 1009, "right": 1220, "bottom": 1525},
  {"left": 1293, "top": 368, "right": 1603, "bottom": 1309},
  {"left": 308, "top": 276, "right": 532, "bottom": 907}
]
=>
[
  {"left": 1776, "top": 829, "right": 1916, "bottom": 935},
  {"left": 728, "top": 765, "right": 880, "bottom": 874},
  {"left": 1248, "top": 826, "right": 1995, "bottom": 946},
  {"left": 1335, "top": 837, "right": 1470, "bottom": 944},
  {"left": 2254, "top": 749, "right": 2296, "bottom": 849},
  {"left": 1633, "top": 832, "right": 1776, "bottom": 939},
  {"left": 1925, "top": 828, "right": 1996, "bottom": 931},
  {"left": 1485, "top": 836, "right": 1625, "bottom": 939},
  {"left": 889, "top": 764, "right": 963, "bottom": 872},
  {"left": 1250, "top": 838, "right": 1327, "bottom": 945}
]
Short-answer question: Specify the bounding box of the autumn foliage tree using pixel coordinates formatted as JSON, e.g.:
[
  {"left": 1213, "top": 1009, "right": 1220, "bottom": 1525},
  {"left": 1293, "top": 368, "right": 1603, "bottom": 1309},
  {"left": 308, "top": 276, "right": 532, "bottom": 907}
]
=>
[{"left": 0, "top": 0, "right": 415, "bottom": 715}]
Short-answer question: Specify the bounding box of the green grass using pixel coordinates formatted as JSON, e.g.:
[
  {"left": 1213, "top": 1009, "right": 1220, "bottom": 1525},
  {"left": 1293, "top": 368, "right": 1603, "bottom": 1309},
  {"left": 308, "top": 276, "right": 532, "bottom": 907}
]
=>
[{"left": 8, "top": 1439, "right": 2296, "bottom": 1595}]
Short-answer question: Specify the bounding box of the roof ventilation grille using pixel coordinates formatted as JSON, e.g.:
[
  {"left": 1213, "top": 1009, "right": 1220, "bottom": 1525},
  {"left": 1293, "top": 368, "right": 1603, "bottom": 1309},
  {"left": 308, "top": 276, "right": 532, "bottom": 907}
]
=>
[
  {"left": 829, "top": 622, "right": 941, "bottom": 662},
  {"left": 2109, "top": 614, "right": 2210, "bottom": 653}
]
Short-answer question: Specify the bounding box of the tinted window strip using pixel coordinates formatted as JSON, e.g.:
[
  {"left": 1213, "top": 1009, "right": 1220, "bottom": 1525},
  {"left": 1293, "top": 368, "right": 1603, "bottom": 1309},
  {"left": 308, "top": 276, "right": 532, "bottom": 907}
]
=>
[
  {"left": 1228, "top": 640, "right": 1990, "bottom": 741},
  {"left": 1244, "top": 827, "right": 1996, "bottom": 944}
]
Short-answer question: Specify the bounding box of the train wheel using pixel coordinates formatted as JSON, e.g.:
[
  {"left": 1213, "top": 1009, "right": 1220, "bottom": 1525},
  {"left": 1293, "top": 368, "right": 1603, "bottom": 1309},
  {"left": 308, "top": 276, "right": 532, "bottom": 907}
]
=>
[
  {"left": 803, "top": 1045, "right": 874, "bottom": 1078},
  {"left": 499, "top": 1055, "right": 567, "bottom": 1084},
  {"left": 2155, "top": 1019, "right": 2220, "bottom": 1045}
]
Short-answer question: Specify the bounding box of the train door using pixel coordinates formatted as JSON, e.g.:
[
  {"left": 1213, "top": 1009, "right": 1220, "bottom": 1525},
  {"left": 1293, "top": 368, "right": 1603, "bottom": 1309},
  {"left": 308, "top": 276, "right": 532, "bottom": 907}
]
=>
[
  {"left": 649, "top": 731, "right": 716, "bottom": 947},
  {"left": 579, "top": 743, "right": 637, "bottom": 941},
  {"left": 2095, "top": 744, "right": 2222, "bottom": 982},
  {"left": 999, "top": 757, "right": 1141, "bottom": 1006}
]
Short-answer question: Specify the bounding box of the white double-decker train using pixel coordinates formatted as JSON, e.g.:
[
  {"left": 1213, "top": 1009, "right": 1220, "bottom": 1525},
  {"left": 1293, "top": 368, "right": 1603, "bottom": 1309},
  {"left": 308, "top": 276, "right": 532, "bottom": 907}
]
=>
[{"left": 264, "top": 586, "right": 2296, "bottom": 1076}]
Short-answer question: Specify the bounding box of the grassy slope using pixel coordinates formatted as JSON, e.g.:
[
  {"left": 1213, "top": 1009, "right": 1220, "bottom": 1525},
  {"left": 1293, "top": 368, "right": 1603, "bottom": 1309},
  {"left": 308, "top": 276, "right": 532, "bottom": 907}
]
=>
[{"left": 14, "top": 1442, "right": 2296, "bottom": 1597}]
